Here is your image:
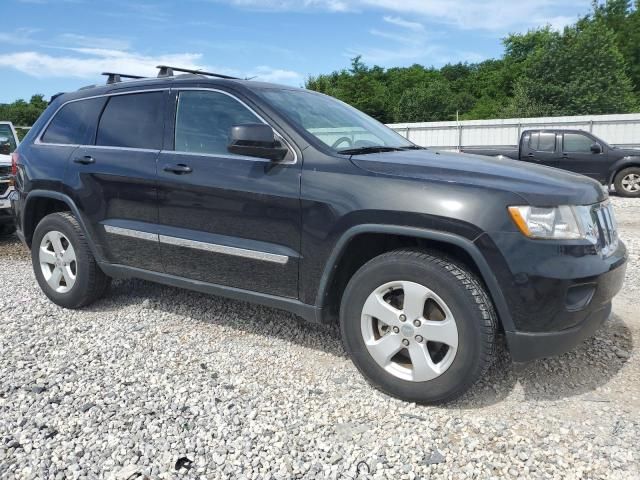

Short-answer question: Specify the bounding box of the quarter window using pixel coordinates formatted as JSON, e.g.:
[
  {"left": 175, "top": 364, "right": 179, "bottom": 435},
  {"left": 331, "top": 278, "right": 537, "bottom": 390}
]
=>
[
  {"left": 41, "top": 97, "right": 106, "bottom": 145},
  {"left": 96, "top": 92, "right": 164, "bottom": 150},
  {"left": 563, "top": 133, "right": 593, "bottom": 153},
  {"left": 174, "top": 91, "right": 263, "bottom": 156}
]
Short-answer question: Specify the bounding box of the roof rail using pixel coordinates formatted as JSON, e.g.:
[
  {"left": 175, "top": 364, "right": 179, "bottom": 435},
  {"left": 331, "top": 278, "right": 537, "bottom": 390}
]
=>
[
  {"left": 101, "top": 72, "right": 145, "bottom": 85},
  {"left": 156, "top": 65, "right": 240, "bottom": 80}
]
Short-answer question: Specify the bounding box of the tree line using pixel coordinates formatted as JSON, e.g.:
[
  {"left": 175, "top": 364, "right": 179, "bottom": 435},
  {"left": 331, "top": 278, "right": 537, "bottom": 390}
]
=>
[
  {"left": 1, "top": 1, "right": 639, "bottom": 130},
  {"left": 306, "top": 0, "right": 640, "bottom": 123}
]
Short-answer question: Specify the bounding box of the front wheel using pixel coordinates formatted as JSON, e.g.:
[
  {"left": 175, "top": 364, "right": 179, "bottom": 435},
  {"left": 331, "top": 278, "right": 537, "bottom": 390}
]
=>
[
  {"left": 340, "top": 249, "right": 497, "bottom": 404},
  {"left": 31, "top": 212, "right": 110, "bottom": 308},
  {"left": 614, "top": 167, "right": 640, "bottom": 198}
]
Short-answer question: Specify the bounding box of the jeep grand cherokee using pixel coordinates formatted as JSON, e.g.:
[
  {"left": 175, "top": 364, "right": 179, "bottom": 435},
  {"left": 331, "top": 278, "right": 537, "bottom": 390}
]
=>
[{"left": 11, "top": 67, "right": 627, "bottom": 404}]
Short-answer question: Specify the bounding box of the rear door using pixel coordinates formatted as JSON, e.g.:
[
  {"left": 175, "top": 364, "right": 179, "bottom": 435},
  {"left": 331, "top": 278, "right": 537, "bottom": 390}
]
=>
[
  {"left": 66, "top": 90, "right": 167, "bottom": 271},
  {"left": 520, "top": 131, "right": 559, "bottom": 169},
  {"left": 560, "top": 132, "right": 608, "bottom": 181},
  {"left": 156, "top": 88, "right": 301, "bottom": 298}
]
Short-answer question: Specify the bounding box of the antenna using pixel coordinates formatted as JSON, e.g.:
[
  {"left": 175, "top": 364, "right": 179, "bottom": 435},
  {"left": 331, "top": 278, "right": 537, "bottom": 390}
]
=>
[
  {"left": 101, "top": 72, "right": 145, "bottom": 85},
  {"left": 156, "top": 65, "right": 240, "bottom": 80}
]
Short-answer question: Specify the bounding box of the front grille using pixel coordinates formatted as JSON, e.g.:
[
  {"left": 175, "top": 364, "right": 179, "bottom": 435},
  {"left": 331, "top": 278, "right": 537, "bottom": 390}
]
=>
[{"left": 593, "top": 201, "right": 618, "bottom": 256}]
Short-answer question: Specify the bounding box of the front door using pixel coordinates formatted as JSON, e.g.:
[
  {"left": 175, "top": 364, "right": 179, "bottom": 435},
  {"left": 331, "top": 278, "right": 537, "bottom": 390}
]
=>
[
  {"left": 156, "top": 89, "right": 301, "bottom": 298},
  {"left": 65, "top": 90, "right": 167, "bottom": 271},
  {"left": 560, "top": 132, "right": 609, "bottom": 182}
]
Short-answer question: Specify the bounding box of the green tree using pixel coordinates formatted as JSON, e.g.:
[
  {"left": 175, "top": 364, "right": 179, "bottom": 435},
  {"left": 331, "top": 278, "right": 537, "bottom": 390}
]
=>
[{"left": 393, "top": 81, "right": 455, "bottom": 122}]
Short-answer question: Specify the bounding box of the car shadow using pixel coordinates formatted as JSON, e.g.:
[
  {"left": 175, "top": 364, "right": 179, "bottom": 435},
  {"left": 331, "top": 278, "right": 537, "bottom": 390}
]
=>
[
  {"left": 89, "top": 278, "right": 632, "bottom": 407},
  {"left": 448, "top": 311, "right": 633, "bottom": 408}
]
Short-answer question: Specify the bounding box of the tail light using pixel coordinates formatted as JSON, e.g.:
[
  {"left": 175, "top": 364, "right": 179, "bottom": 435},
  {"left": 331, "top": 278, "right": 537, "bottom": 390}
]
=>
[
  {"left": 10, "top": 152, "right": 18, "bottom": 186},
  {"left": 11, "top": 152, "right": 18, "bottom": 176}
]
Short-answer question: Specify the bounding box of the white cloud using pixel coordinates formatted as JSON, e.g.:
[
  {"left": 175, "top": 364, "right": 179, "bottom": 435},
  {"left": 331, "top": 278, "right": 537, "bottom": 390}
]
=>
[
  {"left": 247, "top": 66, "right": 302, "bottom": 84},
  {"left": 0, "top": 28, "right": 39, "bottom": 46},
  {"left": 0, "top": 49, "right": 205, "bottom": 78},
  {"left": 225, "top": 0, "right": 589, "bottom": 31},
  {"left": 383, "top": 16, "right": 424, "bottom": 31},
  {"left": 0, "top": 46, "right": 303, "bottom": 86},
  {"left": 54, "top": 34, "right": 131, "bottom": 51}
]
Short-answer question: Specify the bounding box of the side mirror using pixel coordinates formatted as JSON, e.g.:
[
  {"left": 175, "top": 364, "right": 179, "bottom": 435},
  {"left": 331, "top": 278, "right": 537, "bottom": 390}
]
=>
[
  {"left": 227, "top": 123, "right": 288, "bottom": 161},
  {"left": 590, "top": 143, "right": 602, "bottom": 154}
]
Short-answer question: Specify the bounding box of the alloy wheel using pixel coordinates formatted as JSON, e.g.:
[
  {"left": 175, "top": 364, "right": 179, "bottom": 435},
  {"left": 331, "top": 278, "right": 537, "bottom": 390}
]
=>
[
  {"left": 360, "top": 280, "right": 458, "bottom": 382},
  {"left": 621, "top": 173, "right": 640, "bottom": 193},
  {"left": 39, "top": 230, "right": 77, "bottom": 293}
]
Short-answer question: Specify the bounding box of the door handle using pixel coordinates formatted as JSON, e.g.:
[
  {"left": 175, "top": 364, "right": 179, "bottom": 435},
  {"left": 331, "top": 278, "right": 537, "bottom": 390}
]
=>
[
  {"left": 163, "top": 163, "right": 192, "bottom": 174},
  {"left": 73, "top": 155, "right": 95, "bottom": 165},
  {"left": 526, "top": 153, "right": 535, "bottom": 158}
]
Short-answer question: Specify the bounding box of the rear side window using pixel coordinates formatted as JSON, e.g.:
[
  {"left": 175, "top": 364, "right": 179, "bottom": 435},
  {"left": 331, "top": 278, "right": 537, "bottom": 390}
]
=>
[
  {"left": 174, "top": 91, "right": 262, "bottom": 156},
  {"left": 563, "top": 133, "right": 593, "bottom": 153},
  {"left": 96, "top": 92, "right": 164, "bottom": 149},
  {"left": 528, "top": 132, "right": 556, "bottom": 152},
  {"left": 41, "top": 97, "right": 106, "bottom": 145}
]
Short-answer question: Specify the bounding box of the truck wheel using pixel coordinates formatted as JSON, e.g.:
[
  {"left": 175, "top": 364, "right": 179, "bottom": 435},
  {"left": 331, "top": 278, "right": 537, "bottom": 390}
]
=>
[
  {"left": 340, "top": 249, "right": 497, "bottom": 404},
  {"left": 31, "top": 212, "right": 110, "bottom": 309},
  {"left": 614, "top": 167, "right": 640, "bottom": 198}
]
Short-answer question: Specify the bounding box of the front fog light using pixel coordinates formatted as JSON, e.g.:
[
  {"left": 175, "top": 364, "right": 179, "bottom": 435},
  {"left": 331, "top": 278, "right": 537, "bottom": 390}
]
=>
[{"left": 508, "top": 205, "right": 583, "bottom": 240}]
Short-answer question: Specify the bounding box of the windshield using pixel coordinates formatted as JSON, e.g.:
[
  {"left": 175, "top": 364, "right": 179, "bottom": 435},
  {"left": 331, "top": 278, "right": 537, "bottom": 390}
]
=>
[
  {"left": 257, "top": 88, "right": 414, "bottom": 153},
  {"left": 0, "top": 124, "right": 17, "bottom": 154}
]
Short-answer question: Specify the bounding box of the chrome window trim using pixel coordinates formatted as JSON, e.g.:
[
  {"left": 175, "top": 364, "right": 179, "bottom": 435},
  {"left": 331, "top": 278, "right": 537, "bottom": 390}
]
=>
[
  {"left": 34, "top": 88, "right": 170, "bottom": 147},
  {"left": 159, "top": 234, "right": 289, "bottom": 264},
  {"left": 104, "top": 225, "right": 158, "bottom": 241},
  {"left": 172, "top": 87, "right": 298, "bottom": 164},
  {"left": 84, "top": 145, "right": 161, "bottom": 154}
]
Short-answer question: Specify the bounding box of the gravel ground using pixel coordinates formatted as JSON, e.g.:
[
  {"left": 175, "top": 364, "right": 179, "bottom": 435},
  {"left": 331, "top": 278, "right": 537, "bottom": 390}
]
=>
[{"left": 0, "top": 197, "right": 638, "bottom": 479}]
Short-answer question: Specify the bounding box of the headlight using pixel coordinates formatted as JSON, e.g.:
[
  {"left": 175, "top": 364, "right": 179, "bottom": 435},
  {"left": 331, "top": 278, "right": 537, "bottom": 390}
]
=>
[{"left": 508, "top": 205, "right": 598, "bottom": 241}]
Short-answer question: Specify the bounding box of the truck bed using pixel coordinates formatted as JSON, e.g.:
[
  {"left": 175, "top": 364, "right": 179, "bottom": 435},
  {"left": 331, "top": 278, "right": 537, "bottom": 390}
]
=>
[{"left": 460, "top": 146, "right": 519, "bottom": 159}]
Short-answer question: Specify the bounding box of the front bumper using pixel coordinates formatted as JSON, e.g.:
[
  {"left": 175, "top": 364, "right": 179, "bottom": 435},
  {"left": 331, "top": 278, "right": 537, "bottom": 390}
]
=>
[
  {"left": 0, "top": 176, "right": 14, "bottom": 225},
  {"left": 476, "top": 230, "right": 627, "bottom": 362}
]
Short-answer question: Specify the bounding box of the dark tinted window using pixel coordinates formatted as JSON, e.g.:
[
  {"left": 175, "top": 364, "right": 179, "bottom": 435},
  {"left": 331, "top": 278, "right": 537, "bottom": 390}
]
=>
[
  {"left": 0, "top": 124, "right": 17, "bottom": 152},
  {"left": 174, "top": 91, "right": 262, "bottom": 156},
  {"left": 41, "top": 97, "right": 106, "bottom": 145},
  {"left": 528, "top": 132, "right": 555, "bottom": 152},
  {"left": 563, "top": 133, "right": 593, "bottom": 153},
  {"left": 96, "top": 92, "right": 164, "bottom": 149}
]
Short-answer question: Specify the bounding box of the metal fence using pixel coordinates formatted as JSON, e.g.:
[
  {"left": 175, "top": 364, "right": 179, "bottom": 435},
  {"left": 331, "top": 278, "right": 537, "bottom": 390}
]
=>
[{"left": 387, "top": 113, "right": 640, "bottom": 151}]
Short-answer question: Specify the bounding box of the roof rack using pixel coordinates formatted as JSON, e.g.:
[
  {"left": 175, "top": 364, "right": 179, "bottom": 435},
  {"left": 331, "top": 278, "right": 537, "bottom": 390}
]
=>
[
  {"left": 156, "top": 65, "right": 240, "bottom": 80},
  {"left": 102, "top": 72, "right": 145, "bottom": 85}
]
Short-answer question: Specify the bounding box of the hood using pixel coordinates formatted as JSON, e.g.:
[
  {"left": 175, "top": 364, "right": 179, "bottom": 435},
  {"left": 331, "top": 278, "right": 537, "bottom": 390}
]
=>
[
  {"left": 612, "top": 147, "right": 640, "bottom": 157},
  {"left": 351, "top": 149, "right": 606, "bottom": 206}
]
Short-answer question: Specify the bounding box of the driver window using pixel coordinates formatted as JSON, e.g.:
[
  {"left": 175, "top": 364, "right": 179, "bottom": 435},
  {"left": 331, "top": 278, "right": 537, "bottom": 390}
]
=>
[
  {"left": 563, "top": 133, "right": 594, "bottom": 153},
  {"left": 175, "top": 91, "right": 263, "bottom": 156}
]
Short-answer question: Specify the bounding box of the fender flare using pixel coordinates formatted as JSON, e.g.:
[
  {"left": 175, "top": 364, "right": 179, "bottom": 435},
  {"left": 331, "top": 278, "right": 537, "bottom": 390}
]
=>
[
  {"left": 23, "top": 190, "right": 105, "bottom": 262},
  {"left": 607, "top": 157, "right": 640, "bottom": 186},
  {"left": 314, "top": 224, "right": 515, "bottom": 332}
]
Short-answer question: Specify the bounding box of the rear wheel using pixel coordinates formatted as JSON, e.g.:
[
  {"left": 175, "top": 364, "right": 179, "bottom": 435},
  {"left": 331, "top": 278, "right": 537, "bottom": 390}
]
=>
[
  {"left": 614, "top": 167, "right": 640, "bottom": 198},
  {"left": 340, "top": 249, "right": 497, "bottom": 404},
  {"left": 31, "top": 212, "right": 110, "bottom": 308}
]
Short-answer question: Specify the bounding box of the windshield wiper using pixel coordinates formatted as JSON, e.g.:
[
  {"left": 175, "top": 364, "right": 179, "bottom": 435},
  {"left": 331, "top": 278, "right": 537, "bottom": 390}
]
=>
[
  {"left": 337, "top": 145, "right": 405, "bottom": 155},
  {"left": 399, "top": 145, "right": 426, "bottom": 150}
]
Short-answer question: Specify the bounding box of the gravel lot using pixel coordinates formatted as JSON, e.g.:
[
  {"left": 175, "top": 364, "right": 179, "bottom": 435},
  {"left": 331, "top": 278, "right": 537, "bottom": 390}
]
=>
[{"left": 1, "top": 196, "right": 638, "bottom": 480}]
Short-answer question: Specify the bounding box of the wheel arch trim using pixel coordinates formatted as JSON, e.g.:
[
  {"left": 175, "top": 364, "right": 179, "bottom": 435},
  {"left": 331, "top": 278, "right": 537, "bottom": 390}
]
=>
[
  {"left": 608, "top": 157, "right": 640, "bottom": 186},
  {"left": 23, "top": 190, "right": 105, "bottom": 262},
  {"left": 315, "top": 224, "right": 515, "bottom": 331}
]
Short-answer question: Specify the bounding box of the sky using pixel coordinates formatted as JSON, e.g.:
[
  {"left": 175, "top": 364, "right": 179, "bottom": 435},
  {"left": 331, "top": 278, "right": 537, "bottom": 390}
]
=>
[{"left": 0, "top": 0, "right": 595, "bottom": 104}]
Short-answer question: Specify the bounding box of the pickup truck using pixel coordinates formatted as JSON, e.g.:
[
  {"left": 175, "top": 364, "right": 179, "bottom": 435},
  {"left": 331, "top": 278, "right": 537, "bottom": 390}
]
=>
[
  {"left": 0, "top": 121, "right": 18, "bottom": 235},
  {"left": 462, "top": 129, "right": 640, "bottom": 197}
]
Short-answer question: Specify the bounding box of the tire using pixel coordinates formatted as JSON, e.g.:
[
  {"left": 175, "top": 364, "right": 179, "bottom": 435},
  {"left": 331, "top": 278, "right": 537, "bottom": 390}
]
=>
[
  {"left": 614, "top": 167, "right": 640, "bottom": 198},
  {"left": 340, "top": 248, "right": 497, "bottom": 404},
  {"left": 31, "top": 212, "right": 110, "bottom": 308},
  {"left": 0, "top": 224, "right": 16, "bottom": 237}
]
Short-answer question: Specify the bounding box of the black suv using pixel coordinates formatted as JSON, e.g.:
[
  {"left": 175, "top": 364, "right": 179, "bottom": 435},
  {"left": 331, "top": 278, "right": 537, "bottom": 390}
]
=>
[{"left": 11, "top": 68, "right": 627, "bottom": 404}]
